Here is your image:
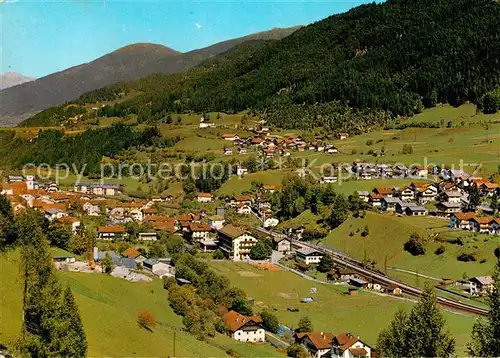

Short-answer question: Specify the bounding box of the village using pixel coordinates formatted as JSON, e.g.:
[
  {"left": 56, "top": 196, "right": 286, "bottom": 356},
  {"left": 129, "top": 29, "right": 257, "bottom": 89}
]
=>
[{"left": 0, "top": 148, "right": 498, "bottom": 354}]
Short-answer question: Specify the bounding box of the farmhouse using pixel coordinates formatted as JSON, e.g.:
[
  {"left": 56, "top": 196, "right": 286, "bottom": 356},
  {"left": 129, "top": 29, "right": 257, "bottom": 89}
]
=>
[
  {"left": 373, "top": 187, "right": 394, "bottom": 197},
  {"left": 197, "top": 192, "right": 214, "bottom": 203},
  {"left": 469, "top": 276, "right": 494, "bottom": 295},
  {"left": 380, "top": 197, "right": 402, "bottom": 212},
  {"left": 222, "top": 311, "right": 265, "bottom": 342},
  {"left": 331, "top": 332, "right": 372, "bottom": 358},
  {"left": 231, "top": 195, "right": 252, "bottom": 207},
  {"left": 449, "top": 213, "right": 477, "bottom": 230},
  {"left": 189, "top": 222, "right": 212, "bottom": 240},
  {"left": 404, "top": 205, "right": 428, "bottom": 216},
  {"left": 435, "top": 201, "right": 462, "bottom": 216},
  {"left": 399, "top": 186, "right": 415, "bottom": 201},
  {"left": 217, "top": 225, "right": 258, "bottom": 261},
  {"left": 222, "top": 134, "right": 240, "bottom": 141},
  {"left": 415, "top": 183, "right": 438, "bottom": 204},
  {"left": 296, "top": 248, "right": 323, "bottom": 265},
  {"left": 274, "top": 236, "right": 292, "bottom": 254},
  {"left": 294, "top": 332, "right": 334, "bottom": 358}
]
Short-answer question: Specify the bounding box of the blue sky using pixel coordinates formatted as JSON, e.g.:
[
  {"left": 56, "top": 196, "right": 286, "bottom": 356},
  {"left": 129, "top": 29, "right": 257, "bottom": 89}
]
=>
[{"left": 1, "top": 0, "right": 371, "bottom": 78}]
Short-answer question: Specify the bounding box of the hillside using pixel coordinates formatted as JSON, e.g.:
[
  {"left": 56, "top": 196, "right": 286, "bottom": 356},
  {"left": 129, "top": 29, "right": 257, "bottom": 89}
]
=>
[
  {"left": 31, "top": 0, "right": 500, "bottom": 130},
  {"left": 0, "top": 72, "right": 34, "bottom": 91},
  {"left": 0, "top": 250, "right": 281, "bottom": 357},
  {"left": 0, "top": 27, "right": 298, "bottom": 126}
]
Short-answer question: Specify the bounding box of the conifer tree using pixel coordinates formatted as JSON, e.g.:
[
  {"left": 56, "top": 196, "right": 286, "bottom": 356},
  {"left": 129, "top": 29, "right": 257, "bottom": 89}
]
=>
[
  {"left": 18, "top": 210, "right": 87, "bottom": 357},
  {"left": 58, "top": 286, "right": 88, "bottom": 357},
  {"left": 377, "top": 284, "right": 455, "bottom": 357},
  {"left": 467, "top": 259, "right": 500, "bottom": 357}
]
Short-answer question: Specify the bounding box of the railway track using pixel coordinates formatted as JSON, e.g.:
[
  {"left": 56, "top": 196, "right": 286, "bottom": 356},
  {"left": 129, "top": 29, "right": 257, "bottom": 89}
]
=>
[{"left": 256, "top": 227, "right": 489, "bottom": 316}]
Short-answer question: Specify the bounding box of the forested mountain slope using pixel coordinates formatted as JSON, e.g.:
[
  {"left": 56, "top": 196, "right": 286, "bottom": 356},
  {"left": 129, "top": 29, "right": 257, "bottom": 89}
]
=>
[
  {"left": 0, "top": 27, "right": 298, "bottom": 126},
  {"left": 22, "top": 0, "right": 500, "bottom": 130}
]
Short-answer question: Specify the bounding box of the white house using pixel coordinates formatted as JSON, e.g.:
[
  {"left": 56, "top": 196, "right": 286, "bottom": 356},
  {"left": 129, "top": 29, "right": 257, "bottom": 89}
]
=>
[
  {"left": 217, "top": 225, "right": 258, "bottom": 261},
  {"left": 223, "top": 311, "right": 265, "bottom": 343},
  {"left": 189, "top": 222, "right": 212, "bottom": 240},
  {"left": 331, "top": 332, "right": 372, "bottom": 358},
  {"left": 236, "top": 204, "right": 252, "bottom": 215},
  {"left": 263, "top": 217, "right": 279, "bottom": 228},
  {"left": 208, "top": 215, "right": 225, "bottom": 230},
  {"left": 469, "top": 276, "right": 494, "bottom": 296},
  {"left": 82, "top": 202, "right": 101, "bottom": 216},
  {"left": 296, "top": 248, "right": 324, "bottom": 265},
  {"left": 222, "top": 134, "right": 240, "bottom": 141},
  {"left": 295, "top": 332, "right": 333, "bottom": 358},
  {"left": 44, "top": 208, "right": 68, "bottom": 222},
  {"left": 236, "top": 167, "right": 248, "bottom": 176},
  {"left": 197, "top": 193, "right": 214, "bottom": 203}
]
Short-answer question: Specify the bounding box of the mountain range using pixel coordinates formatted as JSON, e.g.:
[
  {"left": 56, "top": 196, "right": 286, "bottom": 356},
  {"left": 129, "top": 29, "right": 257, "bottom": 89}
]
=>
[
  {"left": 0, "top": 27, "right": 299, "bottom": 126},
  {"left": 26, "top": 0, "right": 499, "bottom": 132},
  {"left": 0, "top": 72, "right": 34, "bottom": 91}
]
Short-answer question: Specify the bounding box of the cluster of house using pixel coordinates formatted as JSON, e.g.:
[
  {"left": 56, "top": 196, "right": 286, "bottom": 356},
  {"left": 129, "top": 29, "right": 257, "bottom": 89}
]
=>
[
  {"left": 221, "top": 132, "right": 340, "bottom": 158},
  {"left": 196, "top": 188, "right": 279, "bottom": 227},
  {"left": 358, "top": 175, "right": 498, "bottom": 217},
  {"left": 449, "top": 213, "right": 500, "bottom": 236},
  {"left": 222, "top": 310, "right": 371, "bottom": 358}
]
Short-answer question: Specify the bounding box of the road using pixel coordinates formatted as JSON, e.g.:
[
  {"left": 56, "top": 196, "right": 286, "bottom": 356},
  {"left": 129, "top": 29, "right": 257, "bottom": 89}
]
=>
[{"left": 256, "top": 227, "right": 489, "bottom": 316}]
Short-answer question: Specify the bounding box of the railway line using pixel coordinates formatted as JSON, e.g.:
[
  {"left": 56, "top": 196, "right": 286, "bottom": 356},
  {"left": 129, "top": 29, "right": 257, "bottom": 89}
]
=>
[{"left": 255, "top": 227, "right": 489, "bottom": 316}]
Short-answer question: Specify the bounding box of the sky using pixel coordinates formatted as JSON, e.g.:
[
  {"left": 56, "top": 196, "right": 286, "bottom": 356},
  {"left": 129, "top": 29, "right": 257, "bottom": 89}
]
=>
[{"left": 1, "top": 0, "right": 372, "bottom": 78}]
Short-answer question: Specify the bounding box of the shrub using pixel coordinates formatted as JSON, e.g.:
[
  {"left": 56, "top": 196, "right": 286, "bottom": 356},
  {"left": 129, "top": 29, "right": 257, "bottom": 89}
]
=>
[
  {"left": 402, "top": 144, "right": 413, "bottom": 154},
  {"left": 163, "top": 276, "right": 176, "bottom": 290},
  {"left": 260, "top": 311, "right": 280, "bottom": 334},
  {"left": 457, "top": 252, "right": 477, "bottom": 262},
  {"left": 366, "top": 140, "right": 374, "bottom": 146},
  {"left": 404, "top": 233, "right": 426, "bottom": 256},
  {"left": 435, "top": 246, "right": 445, "bottom": 255},
  {"left": 137, "top": 311, "right": 156, "bottom": 329},
  {"left": 213, "top": 249, "right": 225, "bottom": 260}
]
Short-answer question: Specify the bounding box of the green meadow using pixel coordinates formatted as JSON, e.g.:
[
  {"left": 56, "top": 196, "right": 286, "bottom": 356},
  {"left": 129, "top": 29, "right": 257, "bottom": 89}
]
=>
[
  {"left": 0, "top": 251, "right": 281, "bottom": 357},
  {"left": 208, "top": 261, "right": 477, "bottom": 354}
]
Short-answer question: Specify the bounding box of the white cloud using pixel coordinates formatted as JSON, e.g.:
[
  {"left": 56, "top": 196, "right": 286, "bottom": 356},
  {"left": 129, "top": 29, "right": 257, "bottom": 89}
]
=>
[{"left": 195, "top": 23, "right": 202, "bottom": 29}]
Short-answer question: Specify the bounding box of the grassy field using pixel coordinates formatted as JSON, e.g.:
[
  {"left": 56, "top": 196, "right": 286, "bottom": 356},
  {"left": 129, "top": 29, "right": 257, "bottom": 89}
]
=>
[
  {"left": 322, "top": 212, "right": 500, "bottom": 281},
  {"left": 0, "top": 251, "right": 281, "bottom": 357},
  {"left": 218, "top": 170, "right": 292, "bottom": 196},
  {"left": 208, "top": 261, "right": 477, "bottom": 354}
]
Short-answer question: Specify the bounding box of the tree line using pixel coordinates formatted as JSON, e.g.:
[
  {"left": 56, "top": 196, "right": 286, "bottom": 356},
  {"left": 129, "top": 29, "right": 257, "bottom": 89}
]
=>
[
  {"left": 0, "top": 200, "right": 87, "bottom": 356},
  {"left": 0, "top": 125, "right": 177, "bottom": 174}
]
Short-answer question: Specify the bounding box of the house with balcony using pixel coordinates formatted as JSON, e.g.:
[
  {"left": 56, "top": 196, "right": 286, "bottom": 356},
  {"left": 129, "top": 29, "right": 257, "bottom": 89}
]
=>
[
  {"left": 449, "top": 213, "right": 477, "bottom": 230},
  {"left": 222, "top": 311, "right": 265, "bottom": 342},
  {"left": 217, "top": 225, "right": 258, "bottom": 261},
  {"left": 469, "top": 276, "right": 494, "bottom": 296},
  {"left": 435, "top": 201, "right": 462, "bottom": 216},
  {"left": 296, "top": 248, "right": 324, "bottom": 265},
  {"left": 97, "top": 226, "right": 128, "bottom": 241}
]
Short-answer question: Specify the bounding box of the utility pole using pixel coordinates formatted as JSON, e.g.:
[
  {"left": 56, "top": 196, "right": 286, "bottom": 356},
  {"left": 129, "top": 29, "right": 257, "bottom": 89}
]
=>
[
  {"left": 384, "top": 255, "right": 388, "bottom": 275},
  {"left": 173, "top": 331, "right": 176, "bottom": 357}
]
